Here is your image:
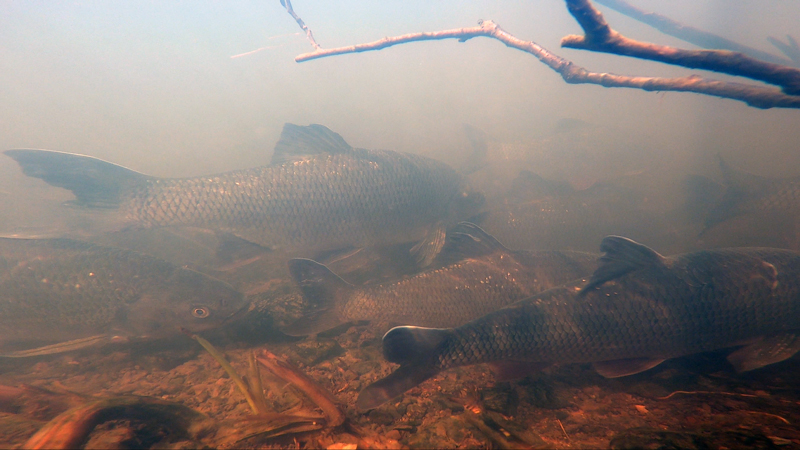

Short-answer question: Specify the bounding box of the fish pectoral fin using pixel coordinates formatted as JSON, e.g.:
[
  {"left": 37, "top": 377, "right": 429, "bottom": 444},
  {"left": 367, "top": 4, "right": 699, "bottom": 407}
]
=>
[
  {"left": 0, "top": 335, "right": 118, "bottom": 358},
  {"left": 580, "top": 236, "right": 666, "bottom": 296},
  {"left": 214, "top": 232, "right": 270, "bottom": 265},
  {"left": 410, "top": 223, "right": 447, "bottom": 268},
  {"left": 282, "top": 258, "right": 356, "bottom": 336},
  {"left": 727, "top": 333, "right": 800, "bottom": 372},
  {"left": 357, "top": 362, "right": 438, "bottom": 411},
  {"left": 489, "top": 360, "right": 550, "bottom": 382},
  {"left": 271, "top": 124, "right": 353, "bottom": 165},
  {"left": 437, "top": 222, "right": 510, "bottom": 264},
  {"left": 282, "top": 309, "right": 350, "bottom": 337},
  {"left": 593, "top": 357, "right": 666, "bottom": 378}
]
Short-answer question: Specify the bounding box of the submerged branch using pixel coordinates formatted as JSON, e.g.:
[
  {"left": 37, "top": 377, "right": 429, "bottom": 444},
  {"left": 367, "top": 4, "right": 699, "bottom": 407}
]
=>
[
  {"left": 562, "top": 0, "right": 800, "bottom": 95},
  {"left": 281, "top": 0, "right": 320, "bottom": 50},
  {"left": 257, "top": 349, "right": 346, "bottom": 427},
  {"left": 593, "top": 0, "right": 796, "bottom": 67},
  {"left": 186, "top": 331, "right": 265, "bottom": 414},
  {"left": 281, "top": 0, "right": 800, "bottom": 109}
]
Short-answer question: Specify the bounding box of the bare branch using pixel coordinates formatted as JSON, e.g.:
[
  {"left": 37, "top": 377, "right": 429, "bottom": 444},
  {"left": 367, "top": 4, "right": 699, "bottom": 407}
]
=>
[
  {"left": 280, "top": 0, "right": 800, "bottom": 109},
  {"left": 281, "top": 0, "right": 320, "bottom": 50},
  {"left": 594, "top": 0, "right": 796, "bottom": 67},
  {"left": 295, "top": 26, "right": 488, "bottom": 63},
  {"left": 562, "top": 0, "right": 800, "bottom": 95}
]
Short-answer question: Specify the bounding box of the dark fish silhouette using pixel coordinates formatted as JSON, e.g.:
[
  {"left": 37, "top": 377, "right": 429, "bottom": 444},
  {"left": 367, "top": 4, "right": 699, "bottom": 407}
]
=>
[
  {"left": 472, "top": 170, "right": 665, "bottom": 251},
  {"left": 283, "top": 223, "right": 598, "bottom": 335},
  {"left": 0, "top": 237, "right": 247, "bottom": 356},
  {"left": 358, "top": 236, "right": 800, "bottom": 409},
  {"left": 5, "top": 124, "right": 483, "bottom": 266},
  {"left": 705, "top": 156, "right": 800, "bottom": 231}
]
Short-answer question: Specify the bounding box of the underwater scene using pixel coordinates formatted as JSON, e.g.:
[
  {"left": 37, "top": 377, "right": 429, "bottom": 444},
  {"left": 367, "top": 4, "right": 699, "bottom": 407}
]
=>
[{"left": 1, "top": 0, "right": 800, "bottom": 448}]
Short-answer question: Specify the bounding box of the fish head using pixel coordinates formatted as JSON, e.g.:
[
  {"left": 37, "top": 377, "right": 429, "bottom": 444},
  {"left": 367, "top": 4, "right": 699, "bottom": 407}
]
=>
[
  {"left": 121, "top": 268, "right": 247, "bottom": 339},
  {"left": 449, "top": 184, "right": 486, "bottom": 222}
]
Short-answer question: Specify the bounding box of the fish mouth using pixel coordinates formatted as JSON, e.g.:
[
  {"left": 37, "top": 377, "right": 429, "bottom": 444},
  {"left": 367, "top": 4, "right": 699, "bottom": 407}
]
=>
[{"left": 223, "top": 298, "right": 254, "bottom": 324}]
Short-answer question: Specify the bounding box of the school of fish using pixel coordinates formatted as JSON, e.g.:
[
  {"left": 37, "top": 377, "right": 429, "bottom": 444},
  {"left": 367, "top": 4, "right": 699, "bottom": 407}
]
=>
[{"left": 4, "top": 122, "right": 800, "bottom": 418}]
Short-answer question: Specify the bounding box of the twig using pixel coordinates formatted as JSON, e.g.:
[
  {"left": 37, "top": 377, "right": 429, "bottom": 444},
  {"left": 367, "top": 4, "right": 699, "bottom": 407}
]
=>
[
  {"left": 743, "top": 410, "right": 791, "bottom": 425},
  {"left": 257, "top": 349, "right": 345, "bottom": 427},
  {"left": 281, "top": 0, "right": 800, "bottom": 109},
  {"left": 281, "top": 0, "right": 320, "bottom": 50},
  {"left": 557, "top": 418, "right": 570, "bottom": 442},
  {"left": 186, "top": 331, "right": 264, "bottom": 414},
  {"left": 247, "top": 351, "right": 270, "bottom": 415},
  {"left": 562, "top": 0, "right": 800, "bottom": 95},
  {"left": 657, "top": 390, "right": 758, "bottom": 400},
  {"left": 593, "top": 0, "right": 796, "bottom": 67}
]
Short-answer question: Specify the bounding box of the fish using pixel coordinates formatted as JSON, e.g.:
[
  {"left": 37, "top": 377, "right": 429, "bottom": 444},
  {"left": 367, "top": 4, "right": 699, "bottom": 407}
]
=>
[
  {"left": 282, "top": 222, "right": 598, "bottom": 335},
  {"left": 4, "top": 124, "right": 484, "bottom": 266},
  {"left": 357, "top": 236, "right": 800, "bottom": 409},
  {"left": 705, "top": 156, "right": 800, "bottom": 232},
  {"left": 0, "top": 237, "right": 247, "bottom": 356},
  {"left": 471, "top": 170, "right": 666, "bottom": 252}
]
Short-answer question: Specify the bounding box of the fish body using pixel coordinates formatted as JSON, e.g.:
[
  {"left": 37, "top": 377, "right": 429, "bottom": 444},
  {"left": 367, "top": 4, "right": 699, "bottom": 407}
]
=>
[
  {"left": 283, "top": 223, "right": 598, "bottom": 335},
  {"left": 357, "top": 236, "right": 800, "bottom": 409},
  {"left": 5, "top": 124, "right": 483, "bottom": 265},
  {"left": 474, "top": 171, "right": 664, "bottom": 251},
  {"left": 706, "top": 156, "right": 800, "bottom": 231},
  {"left": 0, "top": 237, "right": 246, "bottom": 354}
]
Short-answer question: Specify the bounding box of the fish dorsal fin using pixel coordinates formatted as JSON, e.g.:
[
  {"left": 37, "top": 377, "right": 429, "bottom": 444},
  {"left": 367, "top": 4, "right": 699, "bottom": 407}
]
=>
[
  {"left": 437, "top": 222, "right": 510, "bottom": 264},
  {"left": 704, "top": 155, "right": 774, "bottom": 229},
  {"left": 580, "top": 236, "right": 665, "bottom": 296},
  {"left": 717, "top": 155, "right": 772, "bottom": 195},
  {"left": 271, "top": 124, "right": 353, "bottom": 165}
]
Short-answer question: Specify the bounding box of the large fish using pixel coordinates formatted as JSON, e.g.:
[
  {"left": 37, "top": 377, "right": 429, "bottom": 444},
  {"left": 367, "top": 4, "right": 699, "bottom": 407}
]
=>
[
  {"left": 283, "top": 222, "right": 598, "bottom": 335},
  {"left": 0, "top": 237, "right": 247, "bottom": 356},
  {"left": 4, "top": 124, "right": 483, "bottom": 266},
  {"left": 472, "top": 170, "right": 667, "bottom": 252},
  {"left": 357, "top": 236, "right": 800, "bottom": 409},
  {"left": 705, "top": 156, "right": 800, "bottom": 234}
]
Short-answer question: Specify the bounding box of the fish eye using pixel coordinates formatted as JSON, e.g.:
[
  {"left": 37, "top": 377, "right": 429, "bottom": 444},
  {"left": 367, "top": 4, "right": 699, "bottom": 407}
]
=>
[{"left": 192, "top": 306, "right": 210, "bottom": 319}]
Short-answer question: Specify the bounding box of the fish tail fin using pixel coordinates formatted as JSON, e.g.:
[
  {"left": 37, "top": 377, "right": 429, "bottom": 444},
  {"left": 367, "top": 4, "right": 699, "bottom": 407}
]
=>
[
  {"left": 357, "top": 326, "right": 451, "bottom": 410},
  {"left": 4, "top": 149, "right": 150, "bottom": 209},
  {"left": 282, "top": 258, "right": 355, "bottom": 336}
]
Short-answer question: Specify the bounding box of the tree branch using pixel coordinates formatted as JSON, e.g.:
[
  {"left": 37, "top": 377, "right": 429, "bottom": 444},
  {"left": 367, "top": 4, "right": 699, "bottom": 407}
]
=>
[
  {"left": 562, "top": 0, "right": 800, "bottom": 95},
  {"left": 281, "top": 0, "right": 800, "bottom": 109},
  {"left": 593, "top": 0, "right": 797, "bottom": 67},
  {"left": 280, "top": 0, "right": 320, "bottom": 50}
]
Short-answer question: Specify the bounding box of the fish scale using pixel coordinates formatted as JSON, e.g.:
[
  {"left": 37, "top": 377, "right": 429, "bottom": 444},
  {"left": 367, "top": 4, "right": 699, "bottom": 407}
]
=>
[
  {"left": 435, "top": 249, "right": 800, "bottom": 367},
  {"left": 283, "top": 223, "right": 599, "bottom": 336},
  {"left": 5, "top": 124, "right": 482, "bottom": 264},
  {"left": 357, "top": 238, "right": 800, "bottom": 409},
  {"left": 0, "top": 237, "right": 246, "bottom": 352}
]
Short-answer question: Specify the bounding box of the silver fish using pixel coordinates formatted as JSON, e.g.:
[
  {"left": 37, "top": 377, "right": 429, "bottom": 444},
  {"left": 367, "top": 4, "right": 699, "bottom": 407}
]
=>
[
  {"left": 358, "top": 236, "right": 800, "bottom": 409},
  {"left": 283, "top": 222, "right": 598, "bottom": 335},
  {"left": 0, "top": 237, "right": 247, "bottom": 356},
  {"left": 5, "top": 124, "right": 483, "bottom": 266}
]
